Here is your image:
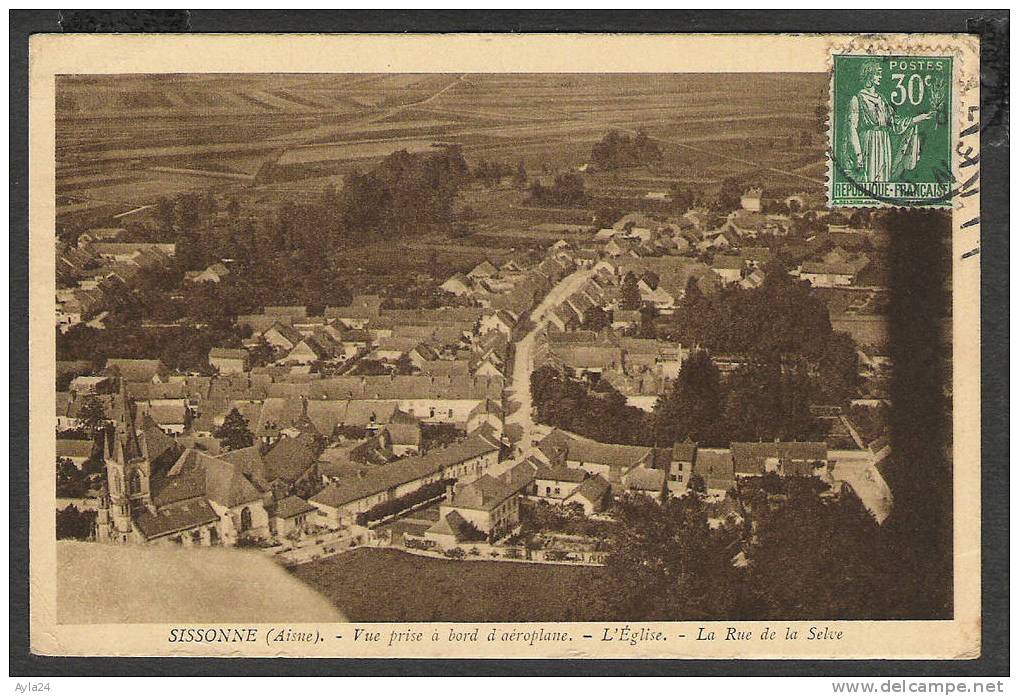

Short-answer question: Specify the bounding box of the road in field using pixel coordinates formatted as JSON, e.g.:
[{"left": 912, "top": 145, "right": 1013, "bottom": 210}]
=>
[{"left": 489, "top": 267, "right": 595, "bottom": 478}]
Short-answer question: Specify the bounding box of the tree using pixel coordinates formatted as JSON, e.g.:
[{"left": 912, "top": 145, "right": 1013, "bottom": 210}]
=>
[
  {"left": 716, "top": 177, "right": 744, "bottom": 213},
  {"left": 77, "top": 395, "right": 107, "bottom": 437},
  {"left": 513, "top": 160, "right": 528, "bottom": 187},
  {"left": 215, "top": 408, "right": 255, "bottom": 451},
  {"left": 593, "top": 205, "right": 623, "bottom": 230},
  {"left": 669, "top": 183, "right": 695, "bottom": 213},
  {"left": 247, "top": 337, "right": 276, "bottom": 368},
  {"left": 155, "top": 196, "right": 176, "bottom": 230},
  {"left": 530, "top": 366, "right": 652, "bottom": 446},
  {"left": 815, "top": 331, "right": 861, "bottom": 403},
  {"left": 394, "top": 353, "right": 415, "bottom": 375},
  {"left": 591, "top": 129, "right": 662, "bottom": 170},
  {"left": 723, "top": 361, "right": 821, "bottom": 442},
  {"left": 687, "top": 473, "right": 707, "bottom": 495},
  {"left": 56, "top": 505, "right": 97, "bottom": 541},
  {"left": 653, "top": 350, "right": 726, "bottom": 447},
  {"left": 598, "top": 494, "right": 742, "bottom": 620},
  {"left": 579, "top": 305, "right": 611, "bottom": 332},
  {"left": 57, "top": 458, "right": 87, "bottom": 498},
  {"left": 744, "top": 483, "right": 904, "bottom": 620},
  {"left": 528, "top": 172, "right": 586, "bottom": 206},
  {"left": 619, "top": 272, "right": 642, "bottom": 311}
]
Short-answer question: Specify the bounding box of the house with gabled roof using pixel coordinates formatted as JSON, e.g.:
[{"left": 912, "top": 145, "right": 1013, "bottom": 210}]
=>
[
  {"left": 134, "top": 401, "right": 190, "bottom": 435},
  {"left": 309, "top": 428, "right": 501, "bottom": 529},
  {"left": 622, "top": 466, "right": 666, "bottom": 500},
  {"left": 566, "top": 291, "right": 596, "bottom": 324},
  {"left": 467, "top": 259, "right": 499, "bottom": 280},
  {"left": 710, "top": 255, "right": 745, "bottom": 284},
  {"left": 440, "top": 272, "right": 474, "bottom": 297},
  {"left": 209, "top": 347, "right": 249, "bottom": 375},
  {"left": 90, "top": 242, "right": 176, "bottom": 261},
  {"left": 604, "top": 238, "right": 639, "bottom": 258},
  {"left": 251, "top": 397, "right": 308, "bottom": 444},
  {"left": 692, "top": 448, "right": 736, "bottom": 495},
  {"left": 564, "top": 474, "right": 612, "bottom": 515},
  {"left": 385, "top": 410, "right": 423, "bottom": 456},
  {"left": 57, "top": 438, "right": 94, "bottom": 468},
  {"left": 435, "top": 473, "right": 519, "bottom": 537},
  {"left": 479, "top": 309, "right": 516, "bottom": 337},
  {"left": 264, "top": 305, "right": 307, "bottom": 318},
  {"left": 186, "top": 262, "right": 230, "bottom": 284},
  {"left": 284, "top": 335, "right": 335, "bottom": 365},
  {"left": 740, "top": 267, "right": 767, "bottom": 289},
  {"left": 731, "top": 441, "right": 829, "bottom": 478},
  {"left": 258, "top": 432, "right": 322, "bottom": 493},
  {"left": 547, "top": 303, "right": 581, "bottom": 333},
  {"left": 536, "top": 429, "right": 655, "bottom": 491},
  {"left": 466, "top": 398, "right": 503, "bottom": 438},
  {"left": 798, "top": 261, "right": 857, "bottom": 288},
  {"left": 534, "top": 464, "right": 589, "bottom": 500},
  {"left": 270, "top": 495, "right": 317, "bottom": 538},
  {"left": 104, "top": 358, "right": 169, "bottom": 384}
]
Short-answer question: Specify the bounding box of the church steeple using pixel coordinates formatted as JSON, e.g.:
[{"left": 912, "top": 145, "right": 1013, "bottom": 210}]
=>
[{"left": 103, "top": 394, "right": 155, "bottom": 540}]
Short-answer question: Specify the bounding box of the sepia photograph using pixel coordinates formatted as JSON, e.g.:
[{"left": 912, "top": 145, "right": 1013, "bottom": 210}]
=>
[
  {"left": 23, "top": 31, "right": 986, "bottom": 662},
  {"left": 50, "top": 68, "right": 953, "bottom": 620}
]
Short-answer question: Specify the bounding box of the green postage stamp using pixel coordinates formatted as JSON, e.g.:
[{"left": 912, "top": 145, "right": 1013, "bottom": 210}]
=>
[{"left": 830, "top": 54, "right": 954, "bottom": 208}]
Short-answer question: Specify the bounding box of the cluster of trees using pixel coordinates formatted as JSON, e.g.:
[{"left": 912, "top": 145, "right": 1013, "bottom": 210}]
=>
[
  {"left": 472, "top": 159, "right": 527, "bottom": 188},
  {"left": 597, "top": 478, "right": 947, "bottom": 621},
  {"left": 591, "top": 129, "right": 663, "bottom": 170},
  {"left": 527, "top": 173, "right": 586, "bottom": 207},
  {"left": 158, "top": 147, "right": 470, "bottom": 268},
  {"left": 57, "top": 319, "right": 246, "bottom": 375},
  {"left": 716, "top": 176, "right": 750, "bottom": 213},
  {"left": 154, "top": 190, "right": 218, "bottom": 233},
  {"left": 653, "top": 349, "right": 823, "bottom": 447},
  {"left": 667, "top": 183, "right": 697, "bottom": 214},
  {"left": 578, "top": 305, "right": 611, "bottom": 332},
  {"left": 662, "top": 260, "right": 861, "bottom": 404},
  {"left": 520, "top": 499, "right": 615, "bottom": 541},
  {"left": 530, "top": 365, "right": 652, "bottom": 446},
  {"left": 56, "top": 505, "right": 97, "bottom": 541},
  {"left": 338, "top": 147, "right": 470, "bottom": 235},
  {"left": 57, "top": 458, "right": 90, "bottom": 498}
]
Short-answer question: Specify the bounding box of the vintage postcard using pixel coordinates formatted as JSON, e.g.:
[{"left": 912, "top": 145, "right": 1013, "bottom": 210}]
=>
[{"left": 28, "top": 33, "right": 981, "bottom": 659}]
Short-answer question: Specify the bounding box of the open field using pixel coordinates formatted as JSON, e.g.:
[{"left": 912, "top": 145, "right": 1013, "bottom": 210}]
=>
[
  {"left": 290, "top": 547, "right": 610, "bottom": 622},
  {"left": 57, "top": 73, "right": 827, "bottom": 225}
]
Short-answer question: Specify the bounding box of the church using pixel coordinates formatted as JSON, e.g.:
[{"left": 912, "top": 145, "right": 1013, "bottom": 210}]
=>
[{"left": 96, "top": 398, "right": 313, "bottom": 547}]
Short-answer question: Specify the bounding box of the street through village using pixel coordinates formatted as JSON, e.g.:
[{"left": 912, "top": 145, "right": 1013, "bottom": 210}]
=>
[{"left": 490, "top": 268, "right": 596, "bottom": 478}]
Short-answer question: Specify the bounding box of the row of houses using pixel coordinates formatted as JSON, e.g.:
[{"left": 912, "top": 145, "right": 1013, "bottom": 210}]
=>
[
  {"left": 308, "top": 426, "right": 504, "bottom": 530},
  {"left": 58, "top": 368, "right": 507, "bottom": 443},
  {"left": 536, "top": 330, "right": 687, "bottom": 410},
  {"left": 406, "top": 421, "right": 891, "bottom": 550},
  {"left": 56, "top": 238, "right": 176, "bottom": 330},
  {"left": 90, "top": 373, "right": 511, "bottom": 548},
  {"left": 233, "top": 300, "right": 515, "bottom": 377},
  {"left": 531, "top": 429, "right": 889, "bottom": 521},
  {"left": 439, "top": 251, "right": 576, "bottom": 316}
]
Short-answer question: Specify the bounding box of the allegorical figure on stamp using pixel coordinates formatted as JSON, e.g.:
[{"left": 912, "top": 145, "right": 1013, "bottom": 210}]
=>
[{"left": 846, "top": 60, "right": 934, "bottom": 183}]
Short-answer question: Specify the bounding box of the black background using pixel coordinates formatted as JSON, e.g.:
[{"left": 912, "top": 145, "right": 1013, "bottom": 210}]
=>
[{"left": 9, "top": 9, "right": 1009, "bottom": 677}]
